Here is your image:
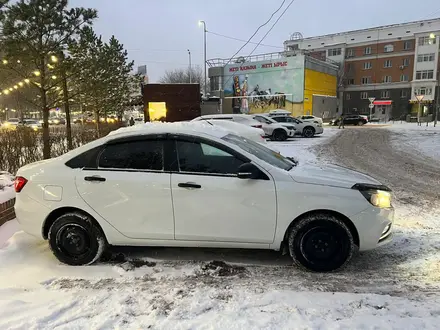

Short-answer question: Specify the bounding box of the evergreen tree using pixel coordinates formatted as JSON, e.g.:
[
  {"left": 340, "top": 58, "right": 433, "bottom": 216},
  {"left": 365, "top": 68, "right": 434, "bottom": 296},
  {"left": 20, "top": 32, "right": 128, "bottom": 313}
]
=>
[{"left": 0, "top": 0, "right": 96, "bottom": 158}]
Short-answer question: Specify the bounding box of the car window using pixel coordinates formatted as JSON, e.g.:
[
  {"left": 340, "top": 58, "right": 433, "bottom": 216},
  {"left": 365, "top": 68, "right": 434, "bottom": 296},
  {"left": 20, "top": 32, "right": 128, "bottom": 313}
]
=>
[
  {"left": 254, "top": 116, "right": 272, "bottom": 124},
  {"left": 222, "top": 134, "right": 293, "bottom": 171},
  {"left": 273, "top": 117, "right": 286, "bottom": 122},
  {"left": 176, "top": 140, "right": 244, "bottom": 175},
  {"left": 98, "top": 140, "right": 163, "bottom": 170}
]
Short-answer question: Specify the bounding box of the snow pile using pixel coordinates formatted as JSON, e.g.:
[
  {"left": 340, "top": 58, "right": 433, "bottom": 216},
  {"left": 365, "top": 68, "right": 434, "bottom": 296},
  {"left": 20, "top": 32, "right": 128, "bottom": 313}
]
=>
[
  {"left": 0, "top": 171, "right": 15, "bottom": 204},
  {"left": 386, "top": 123, "right": 440, "bottom": 161}
]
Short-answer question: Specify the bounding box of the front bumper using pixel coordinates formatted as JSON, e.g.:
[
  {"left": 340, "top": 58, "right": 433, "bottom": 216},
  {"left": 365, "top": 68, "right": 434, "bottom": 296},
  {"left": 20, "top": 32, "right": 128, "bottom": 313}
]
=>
[
  {"left": 315, "top": 127, "right": 324, "bottom": 134},
  {"left": 349, "top": 206, "right": 394, "bottom": 251},
  {"left": 287, "top": 130, "right": 295, "bottom": 137}
]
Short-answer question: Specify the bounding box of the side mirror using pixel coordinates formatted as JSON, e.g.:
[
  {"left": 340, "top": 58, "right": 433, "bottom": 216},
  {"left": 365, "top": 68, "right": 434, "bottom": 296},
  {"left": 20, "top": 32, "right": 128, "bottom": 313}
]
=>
[{"left": 237, "top": 162, "right": 261, "bottom": 179}]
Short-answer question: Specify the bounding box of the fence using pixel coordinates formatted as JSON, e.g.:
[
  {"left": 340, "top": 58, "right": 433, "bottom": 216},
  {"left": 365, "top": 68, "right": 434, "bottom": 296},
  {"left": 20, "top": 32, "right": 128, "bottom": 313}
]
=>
[{"left": 0, "top": 124, "right": 121, "bottom": 174}]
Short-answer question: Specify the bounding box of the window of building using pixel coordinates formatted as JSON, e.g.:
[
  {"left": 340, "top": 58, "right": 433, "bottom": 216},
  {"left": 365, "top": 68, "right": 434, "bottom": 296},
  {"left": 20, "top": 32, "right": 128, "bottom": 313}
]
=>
[
  {"left": 384, "top": 44, "right": 394, "bottom": 52},
  {"left": 288, "top": 44, "right": 299, "bottom": 51},
  {"left": 381, "top": 90, "right": 390, "bottom": 98},
  {"left": 415, "top": 87, "right": 433, "bottom": 95},
  {"left": 176, "top": 140, "right": 244, "bottom": 175},
  {"left": 346, "top": 93, "right": 351, "bottom": 100},
  {"left": 402, "top": 58, "right": 410, "bottom": 67},
  {"left": 360, "top": 92, "right": 368, "bottom": 99},
  {"left": 400, "top": 90, "right": 408, "bottom": 98},
  {"left": 418, "top": 36, "right": 436, "bottom": 46},
  {"left": 363, "top": 62, "right": 372, "bottom": 70},
  {"left": 210, "top": 76, "right": 220, "bottom": 91},
  {"left": 328, "top": 48, "right": 342, "bottom": 56},
  {"left": 400, "top": 74, "right": 409, "bottom": 82},
  {"left": 403, "top": 40, "right": 412, "bottom": 50},
  {"left": 364, "top": 46, "right": 372, "bottom": 55},
  {"left": 417, "top": 53, "right": 435, "bottom": 62},
  {"left": 346, "top": 78, "right": 355, "bottom": 85},
  {"left": 361, "top": 76, "right": 371, "bottom": 84},
  {"left": 415, "top": 70, "right": 434, "bottom": 79},
  {"left": 384, "top": 60, "right": 392, "bottom": 68},
  {"left": 382, "top": 76, "right": 392, "bottom": 83},
  {"left": 98, "top": 140, "right": 164, "bottom": 171},
  {"left": 346, "top": 48, "right": 355, "bottom": 57}
]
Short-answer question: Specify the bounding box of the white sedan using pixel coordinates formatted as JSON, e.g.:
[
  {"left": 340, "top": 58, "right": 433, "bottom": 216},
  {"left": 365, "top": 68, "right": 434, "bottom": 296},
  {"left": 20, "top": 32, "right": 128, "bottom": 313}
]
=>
[
  {"left": 14, "top": 122, "right": 394, "bottom": 272},
  {"left": 270, "top": 115, "right": 323, "bottom": 138}
]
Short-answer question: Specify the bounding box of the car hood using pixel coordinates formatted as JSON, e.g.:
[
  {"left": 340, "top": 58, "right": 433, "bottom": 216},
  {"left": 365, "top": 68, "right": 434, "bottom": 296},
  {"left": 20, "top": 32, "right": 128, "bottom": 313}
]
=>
[{"left": 289, "top": 163, "right": 381, "bottom": 189}]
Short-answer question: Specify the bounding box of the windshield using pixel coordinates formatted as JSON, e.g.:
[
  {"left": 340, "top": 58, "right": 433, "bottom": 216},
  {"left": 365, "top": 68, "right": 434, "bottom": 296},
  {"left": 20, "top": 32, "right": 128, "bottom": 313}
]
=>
[
  {"left": 25, "top": 120, "right": 39, "bottom": 124},
  {"left": 222, "top": 134, "right": 294, "bottom": 171},
  {"left": 8, "top": 119, "right": 19, "bottom": 123}
]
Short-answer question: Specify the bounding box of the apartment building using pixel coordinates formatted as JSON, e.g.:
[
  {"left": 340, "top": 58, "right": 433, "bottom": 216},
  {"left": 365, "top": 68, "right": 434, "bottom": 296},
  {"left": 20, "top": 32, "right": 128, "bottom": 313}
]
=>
[{"left": 284, "top": 18, "right": 440, "bottom": 120}]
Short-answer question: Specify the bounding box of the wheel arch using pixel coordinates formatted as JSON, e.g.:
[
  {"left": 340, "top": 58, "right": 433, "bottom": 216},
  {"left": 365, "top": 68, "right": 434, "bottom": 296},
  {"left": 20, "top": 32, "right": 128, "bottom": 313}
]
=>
[
  {"left": 281, "top": 209, "right": 360, "bottom": 249},
  {"left": 42, "top": 206, "right": 105, "bottom": 240}
]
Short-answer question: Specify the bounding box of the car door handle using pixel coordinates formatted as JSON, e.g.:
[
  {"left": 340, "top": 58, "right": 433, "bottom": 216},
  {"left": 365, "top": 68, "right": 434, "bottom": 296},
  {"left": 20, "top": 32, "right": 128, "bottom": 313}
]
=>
[
  {"left": 178, "top": 182, "right": 201, "bottom": 189},
  {"left": 84, "top": 175, "right": 106, "bottom": 182}
]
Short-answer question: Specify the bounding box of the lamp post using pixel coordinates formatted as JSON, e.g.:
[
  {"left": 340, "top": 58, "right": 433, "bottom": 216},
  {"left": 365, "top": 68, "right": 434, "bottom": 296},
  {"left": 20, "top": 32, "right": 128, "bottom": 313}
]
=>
[
  {"left": 187, "top": 49, "right": 192, "bottom": 83},
  {"left": 415, "top": 93, "right": 424, "bottom": 126},
  {"left": 198, "top": 20, "right": 207, "bottom": 98}
]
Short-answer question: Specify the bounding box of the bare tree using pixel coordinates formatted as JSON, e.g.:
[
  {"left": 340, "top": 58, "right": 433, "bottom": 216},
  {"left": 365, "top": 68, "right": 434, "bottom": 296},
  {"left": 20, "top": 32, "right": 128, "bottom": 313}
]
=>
[{"left": 159, "top": 66, "right": 206, "bottom": 91}]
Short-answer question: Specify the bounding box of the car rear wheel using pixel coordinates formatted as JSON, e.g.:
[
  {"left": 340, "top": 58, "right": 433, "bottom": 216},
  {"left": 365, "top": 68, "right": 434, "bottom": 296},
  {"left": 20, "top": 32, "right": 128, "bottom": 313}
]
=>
[
  {"left": 302, "top": 126, "right": 315, "bottom": 138},
  {"left": 288, "top": 213, "right": 355, "bottom": 272},
  {"left": 271, "top": 129, "right": 288, "bottom": 141},
  {"left": 48, "top": 212, "right": 107, "bottom": 266},
  {"left": 358, "top": 121, "right": 364, "bottom": 126}
]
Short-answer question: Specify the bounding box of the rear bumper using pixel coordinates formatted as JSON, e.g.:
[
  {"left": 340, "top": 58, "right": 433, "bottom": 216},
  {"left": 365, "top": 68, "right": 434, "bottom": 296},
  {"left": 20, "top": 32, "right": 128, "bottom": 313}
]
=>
[
  {"left": 349, "top": 206, "right": 394, "bottom": 251},
  {"left": 14, "top": 194, "right": 49, "bottom": 240}
]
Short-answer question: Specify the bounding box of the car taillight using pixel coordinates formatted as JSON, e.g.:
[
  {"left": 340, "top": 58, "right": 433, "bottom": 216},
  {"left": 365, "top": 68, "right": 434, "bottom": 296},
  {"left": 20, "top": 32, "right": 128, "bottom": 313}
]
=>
[
  {"left": 252, "top": 124, "right": 262, "bottom": 129},
  {"left": 15, "top": 176, "right": 28, "bottom": 193}
]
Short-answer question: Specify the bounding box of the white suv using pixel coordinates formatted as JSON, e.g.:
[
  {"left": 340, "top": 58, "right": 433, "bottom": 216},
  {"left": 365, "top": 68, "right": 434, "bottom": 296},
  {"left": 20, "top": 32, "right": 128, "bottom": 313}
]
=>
[
  {"left": 14, "top": 122, "right": 394, "bottom": 272},
  {"left": 270, "top": 115, "right": 323, "bottom": 138},
  {"left": 252, "top": 115, "right": 295, "bottom": 141}
]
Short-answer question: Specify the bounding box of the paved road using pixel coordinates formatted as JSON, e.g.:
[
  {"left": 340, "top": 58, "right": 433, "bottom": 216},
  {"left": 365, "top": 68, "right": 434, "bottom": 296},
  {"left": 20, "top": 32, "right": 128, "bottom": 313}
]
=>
[{"left": 316, "top": 127, "right": 440, "bottom": 208}]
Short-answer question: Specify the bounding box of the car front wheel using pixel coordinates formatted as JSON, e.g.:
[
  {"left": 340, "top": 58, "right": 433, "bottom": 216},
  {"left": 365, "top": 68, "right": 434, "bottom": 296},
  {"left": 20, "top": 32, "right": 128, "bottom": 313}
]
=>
[
  {"left": 288, "top": 213, "right": 355, "bottom": 272},
  {"left": 271, "top": 129, "right": 288, "bottom": 141},
  {"left": 358, "top": 121, "right": 364, "bottom": 126},
  {"left": 302, "top": 126, "right": 315, "bottom": 138},
  {"left": 48, "top": 212, "right": 107, "bottom": 266}
]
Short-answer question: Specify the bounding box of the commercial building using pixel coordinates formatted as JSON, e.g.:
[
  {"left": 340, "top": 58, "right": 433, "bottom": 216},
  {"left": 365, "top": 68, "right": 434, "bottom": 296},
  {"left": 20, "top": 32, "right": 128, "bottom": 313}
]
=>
[
  {"left": 207, "top": 52, "right": 339, "bottom": 118},
  {"left": 284, "top": 18, "right": 440, "bottom": 120}
]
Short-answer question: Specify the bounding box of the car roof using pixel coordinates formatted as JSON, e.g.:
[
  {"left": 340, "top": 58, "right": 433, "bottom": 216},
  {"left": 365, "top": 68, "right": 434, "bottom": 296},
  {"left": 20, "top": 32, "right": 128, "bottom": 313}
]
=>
[
  {"left": 196, "top": 114, "right": 251, "bottom": 119},
  {"left": 107, "top": 121, "right": 230, "bottom": 140}
]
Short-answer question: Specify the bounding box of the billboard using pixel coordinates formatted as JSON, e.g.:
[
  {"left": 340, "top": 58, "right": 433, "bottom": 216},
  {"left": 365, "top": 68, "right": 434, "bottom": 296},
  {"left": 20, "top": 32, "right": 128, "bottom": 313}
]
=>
[{"left": 223, "top": 56, "right": 304, "bottom": 114}]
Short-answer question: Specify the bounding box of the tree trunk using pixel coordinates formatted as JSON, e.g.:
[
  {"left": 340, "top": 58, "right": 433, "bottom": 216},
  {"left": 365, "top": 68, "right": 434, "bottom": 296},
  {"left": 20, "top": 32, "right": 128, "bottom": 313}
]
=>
[
  {"left": 62, "top": 69, "right": 73, "bottom": 150},
  {"left": 95, "top": 111, "right": 101, "bottom": 138},
  {"left": 41, "top": 88, "right": 50, "bottom": 159}
]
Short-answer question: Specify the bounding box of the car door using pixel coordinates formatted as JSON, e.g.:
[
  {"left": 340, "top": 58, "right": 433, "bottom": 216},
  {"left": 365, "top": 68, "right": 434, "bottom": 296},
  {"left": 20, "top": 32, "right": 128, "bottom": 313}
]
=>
[
  {"left": 75, "top": 136, "right": 175, "bottom": 240},
  {"left": 169, "top": 135, "right": 277, "bottom": 244}
]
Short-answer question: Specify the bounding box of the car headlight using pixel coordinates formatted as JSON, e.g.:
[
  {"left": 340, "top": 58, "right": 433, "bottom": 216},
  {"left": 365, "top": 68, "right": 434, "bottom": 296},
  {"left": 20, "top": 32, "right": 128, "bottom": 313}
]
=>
[{"left": 352, "top": 183, "right": 392, "bottom": 208}]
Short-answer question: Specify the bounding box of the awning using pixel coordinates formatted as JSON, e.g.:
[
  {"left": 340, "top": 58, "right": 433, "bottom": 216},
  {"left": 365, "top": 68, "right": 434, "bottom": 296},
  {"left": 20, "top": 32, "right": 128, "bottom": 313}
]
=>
[{"left": 373, "top": 100, "right": 392, "bottom": 105}]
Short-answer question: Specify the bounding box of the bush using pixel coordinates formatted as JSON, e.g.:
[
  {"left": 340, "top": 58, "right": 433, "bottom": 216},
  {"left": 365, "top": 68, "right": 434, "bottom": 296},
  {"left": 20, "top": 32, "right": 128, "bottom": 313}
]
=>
[{"left": 0, "top": 124, "right": 121, "bottom": 174}]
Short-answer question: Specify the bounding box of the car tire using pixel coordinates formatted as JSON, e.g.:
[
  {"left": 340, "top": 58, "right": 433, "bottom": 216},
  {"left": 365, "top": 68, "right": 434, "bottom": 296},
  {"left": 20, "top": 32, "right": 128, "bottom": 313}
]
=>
[
  {"left": 48, "top": 212, "right": 107, "bottom": 266},
  {"left": 302, "top": 126, "right": 315, "bottom": 138},
  {"left": 288, "top": 213, "right": 355, "bottom": 272},
  {"left": 271, "top": 129, "right": 288, "bottom": 141},
  {"left": 358, "top": 121, "right": 364, "bottom": 126}
]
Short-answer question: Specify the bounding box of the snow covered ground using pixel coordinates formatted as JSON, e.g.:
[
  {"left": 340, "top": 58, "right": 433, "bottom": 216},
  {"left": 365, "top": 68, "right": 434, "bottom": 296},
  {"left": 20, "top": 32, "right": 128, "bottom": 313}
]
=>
[
  {"left": 386, "top": 122, "right": 440, "bottom": 162},
  {"left": 1, "top": 127, "right": 440, "bottom": 329},
  {"left": 0, "top": 171, "right": 15, "bottom": 204}
]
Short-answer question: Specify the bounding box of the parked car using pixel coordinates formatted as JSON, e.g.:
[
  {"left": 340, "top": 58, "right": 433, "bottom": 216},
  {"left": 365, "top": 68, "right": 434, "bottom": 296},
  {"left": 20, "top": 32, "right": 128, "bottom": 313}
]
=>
[
  {"left": 194, "top": 120, "right": 267, "bottom": 144},
  {"left": 270, "top": 115, "right": 323, "bottom": 138},
  {"left": 268, "top": 109, "right": 291, "bottom": 116},
  {"left": 297, "top": 115, "right": 323, "bottom": 125},
  {"left": 1, "top": 118, "right": 21, "bottom": 130},
  {"left": 14, "top": 122, "right": 394, "bottom": 272},
  {"left": 253, "top": 114, "right": 295, "bottom": 141},
  {"left": 331, "top": 115, "right": 368, "bottom": 126},
  {"left": 23, "top": 119, "right": 42, "bottom": 131},
  {"left": 192, "top": 114, "right": 263, "bottom": 129}
]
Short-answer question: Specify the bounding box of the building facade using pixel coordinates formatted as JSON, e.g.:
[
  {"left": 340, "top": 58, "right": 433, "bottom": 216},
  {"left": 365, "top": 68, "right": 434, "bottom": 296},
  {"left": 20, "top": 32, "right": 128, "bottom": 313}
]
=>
[
  {"left": 207, "top": 52, "right": 339, "bottom": 118},
  {"left": 284, "top": 18, "right": 440, "bottom": 120}
]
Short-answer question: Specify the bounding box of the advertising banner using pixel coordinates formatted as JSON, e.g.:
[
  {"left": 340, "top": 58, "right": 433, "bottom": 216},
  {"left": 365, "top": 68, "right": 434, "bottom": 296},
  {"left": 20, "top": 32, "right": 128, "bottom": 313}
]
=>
[{"left": 223, "top": 56, "right": 304, "bottom": 114}]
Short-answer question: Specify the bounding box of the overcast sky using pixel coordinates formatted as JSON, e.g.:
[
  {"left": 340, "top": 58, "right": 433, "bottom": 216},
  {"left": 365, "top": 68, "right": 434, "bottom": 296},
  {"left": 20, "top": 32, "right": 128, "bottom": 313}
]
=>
[{"left": 71, "top": 0, "right": 440, "bottom": 82}]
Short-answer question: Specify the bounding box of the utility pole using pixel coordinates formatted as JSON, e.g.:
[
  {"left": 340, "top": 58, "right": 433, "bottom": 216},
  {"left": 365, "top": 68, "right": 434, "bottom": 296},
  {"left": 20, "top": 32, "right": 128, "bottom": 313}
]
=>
[
  {"left": 198, "top": 20, "right": 207, "bottom": 98},
  {"left": 187, "top": 49, "right": 192, "bottom": 83},
  {"left": 435, "top": 69, "right": 439, "bottom": 127}
]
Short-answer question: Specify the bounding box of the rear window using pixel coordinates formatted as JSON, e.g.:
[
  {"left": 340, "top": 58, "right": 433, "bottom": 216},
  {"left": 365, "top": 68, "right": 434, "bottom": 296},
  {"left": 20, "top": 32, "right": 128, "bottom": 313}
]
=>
[{"left": 65, "top": 147, "right": 102, "bottom": 169}]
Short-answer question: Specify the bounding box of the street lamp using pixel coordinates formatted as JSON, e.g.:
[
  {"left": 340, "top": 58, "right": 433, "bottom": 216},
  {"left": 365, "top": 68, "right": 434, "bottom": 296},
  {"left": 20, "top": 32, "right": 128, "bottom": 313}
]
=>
[
  {"left": 198, "top": 20, "right": 207, "bottom": 98},
  {"left": 187, "top": 49, "right": 192, "bottom": 84},
  {"left": 415, "top": 93, "right": 424, "bottom": 126}
]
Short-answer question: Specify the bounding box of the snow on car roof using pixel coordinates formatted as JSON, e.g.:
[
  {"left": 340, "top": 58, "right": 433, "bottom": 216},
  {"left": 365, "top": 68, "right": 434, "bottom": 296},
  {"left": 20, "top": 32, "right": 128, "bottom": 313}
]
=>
[{"left": 107, "top": 121, "right": 230, "bottom": 140}]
